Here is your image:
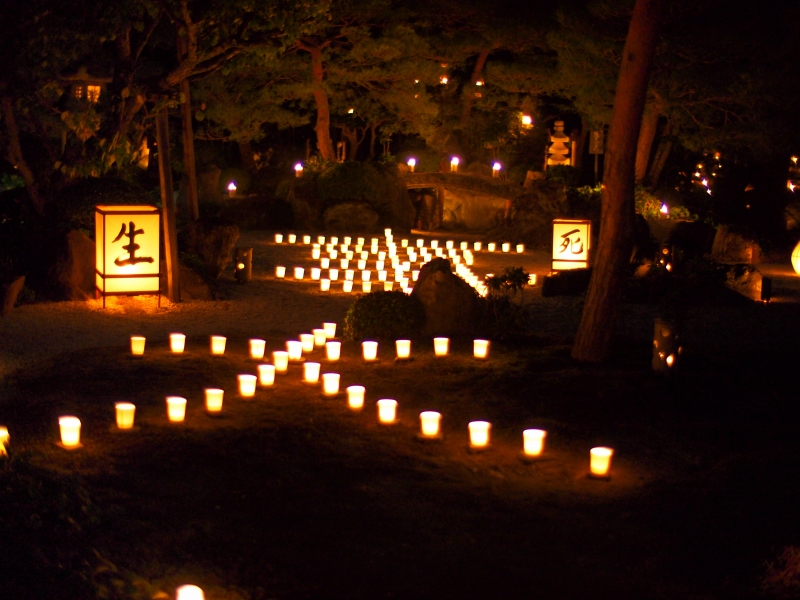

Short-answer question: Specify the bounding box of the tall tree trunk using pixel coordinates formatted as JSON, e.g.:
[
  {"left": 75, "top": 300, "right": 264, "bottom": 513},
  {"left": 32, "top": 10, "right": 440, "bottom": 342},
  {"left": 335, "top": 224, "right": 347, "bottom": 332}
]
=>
[
  {"left": 572, "top": 116, "right": 589, "bottom": 171},
  {"left": 635, "top": 103, "right": 659, "bottom": 184},
  {"left": 340, "top": 126, "right": 359, "bottom": 161},
  {"left": 155, "top": 104, "right": 180, "bottom": 303},
  {"left": 1, "top": 97, "right": 45, "bottom": 216},
  {"left": 647, "top": 121, "right": 672, "bottom": 186},
  {"left": 461, "top": 48, "right": 492, "bottom": 124},
  {"left": 238, "top": 139, "right": 257, "bottom": 173},
  {"left": 307, "top": 46, "right": 335, "bottom": 161},
  {"left": 572, "top": 0, "right": 664, "bottom": 363},
  {"left": 368, "top": 124, "right": 378, "bottom": 161},
  {"left": 179, "top": 78, "right": 199, "bottom": 221}
]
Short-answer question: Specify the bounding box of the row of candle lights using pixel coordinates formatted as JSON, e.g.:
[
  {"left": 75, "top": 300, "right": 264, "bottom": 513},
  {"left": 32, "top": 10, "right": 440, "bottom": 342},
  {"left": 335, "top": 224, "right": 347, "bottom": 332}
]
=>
[{"left": 273, "top": 231, "right": 525, "bottom": 254}]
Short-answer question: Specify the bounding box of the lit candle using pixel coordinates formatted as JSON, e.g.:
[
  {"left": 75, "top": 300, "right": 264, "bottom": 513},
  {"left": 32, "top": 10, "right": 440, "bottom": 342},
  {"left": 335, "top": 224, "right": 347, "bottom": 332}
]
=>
[
  {"left": 468, "top": 421, "right": 491, "bottom": 448},
  {"left": 228, "top": 182, "right": 237, "bottom": 197},
  {"left": 343, "top": 269, "right": 353, "bottom": 281},
  {"left": 523, "top": 429, "right": 546, "bottom": 457},
  {"left": 590, "top": 447, "right": 614, "bottom": 478},
  {"left": 378, "top": 270, "right": 387, "bottom": 281},
  {"left": 450, "top": 157, "right": 459, "bottom": 172},
  {"left": 303, "top": 235, "right": 311, "bottom": 244},
  {"left": 446, "top": 240, "right": 454, "bottom": 249},
  {"left": 528, "top": 273, "right": 537, "bottom": 286},
  {"left": 430, "top": 240, "right": 439, "bottom": 249},
  {"left": 343, "top": 280, "right": 353, "bottom": 293},
  {"left": 294, "top": 163, "right": 303, "bottom": 177},
  {"left": 311, "top": 267, "right": 321, "bottom": 280},
  {"left": 347, "top": 385, "right": 365, "bottom": 410},
  {"left": 487, "top": 242, "right": 496, "bottom": 252},
  {"left": 249, "top": 339, "right": 266, "bottom": 360},
  {"left": 313, "top": 329, "right": 327, "bottom": 347},
  {"left": 288, "top": 233, "right": 297, "bottom": 243},
  {"left": 318, "top": 235, "right": 326, "bottom": 245},
  {"left": 115, "top": 402, "right": 136, "bottom": 429},
  {"left": 407, "top": 157, "right": 416, "bottom": 172},
  {"left": 320, "top": 278, "right": 331, "bottom": 291},
  {"left": 433, "top": 337, "right": 449, "bottom": 356},
  {"left": 361, "top": 281, "right": 372, "bottom": 293},
  {"left": 326, "top": 341, "right": 341, "bottom": 361},
  {"left": 286, "top": 340, "right": 303, "bottom": 361},
  {"left": 492, "top": 162, "right": 501, "bottom": 178},
  {"left": 176, "top": 585, "right": 205, "bottom": 600},
  {"left": 238, "top": 374, "right": 257, "bottom": 397},
  {"left": 205, "top": 389, "right": 224, "bottom": 413},
  {"left": 320, "top": 257, "right": 329, "bottom": 268},
  {"left": 340, "top": 259, "right": 349, "bottom": 270},
  {"left": 275, "top": 266, "right": 286, "bottom": 278},
  {"left": 361, "top": 270, "right": 371, "bottom": 281},
  {"left": 473, "top": 339, "right": 490, "bottom": 359},
  {"left": 303, "top": 361, "right": 321, "bottom": 383},
  {"left": 383, "top": 281, "right": 393, "bottom": 291},
  {"left": 300, "top": 333, "right": 315, "bottom": 353},
  {"left": 516, "top": 244, "right": 524, "bottom": 253},
  {"left": 258, "top": 364, "right": 276, "bottom": 386},
  {"left": 502, "top": 242, "right": 510, "bottom": 253},
  {"left": 419, "top": 411, "right": 442, "bottom": 438},
  {"left": 460, "top": 241, "right": 468, "bottom": 250},
  {"left": 294, "top": 266, "right": 305, "bottom": 280},
  {"left": 415, "top": 239, "right": 423, "bottom": 248},
  {"left": 322, "top": 372, "right": 340, "bottom": 396},
  {"left": 166, "top": 396, "right": 187, "bottom": 422},
  {"left": 170, "top": 333, "right": 186, "bottom": 353},
  {"left": 357, "top": 340, "right": 377, "bottom": 362},
  {"left": 395, "top": 339, "right": 411, "bottom": 360},
  {"left": 358, "top": 260, "right": 366, "bottom": 270},
  {"left": 329, "top": 268, "right": 339, "bottom": 280},
  {"left": 130, "top": 336, "right": 146, "bottom": 356},
  {"left": 273, "top": 351, "right": 289, "bottom": 373},
  {"left": 412, "top": 270, "right": 420, "bottom": 281},
  {"left": 275, "top": 233, "right": 284, "bottom": 243},
  {"left": 323, "top": 322, "right": 337, "bottom": 339},
  {"left": 377, "top": 399, "right": 398, "bottom": 424},
  {"left": 58, "top": 416, "right": 82, "bottom": 447},
  {"left": 357, "top": 237, "right": 365, "bottom": 246},
  {"left": 474, "top": 241, "right": 482, "bottom": 251}
]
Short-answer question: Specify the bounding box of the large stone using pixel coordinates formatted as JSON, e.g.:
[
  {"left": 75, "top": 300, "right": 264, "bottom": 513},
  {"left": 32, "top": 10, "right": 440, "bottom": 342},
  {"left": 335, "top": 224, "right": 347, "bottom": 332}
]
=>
[
  {"left": 725, "top": 264, "right": 766, "bottom": 301},
  {"left": 1, "top": 275, "right": 25, "bottom": 315},
  {"left": 441, "top": 187, "right": 506, "bottom": 230},
  {"left": 541, "top": 268, "right": 592, "bottom": 297},
  {"left": 711, "top": 225, "right": 761, "bottom": 264},
  {"left": 323, "top": 202, "right": 380, "bottom": 232},
  {"left": 53, "top": 229, "right": 95, "bottom": 300},
  {"left": 411, "top": 257, "right": 481, "bottom": 336},
  {"left": 182, "top": 221, "right": 240, "bottom": 278}
]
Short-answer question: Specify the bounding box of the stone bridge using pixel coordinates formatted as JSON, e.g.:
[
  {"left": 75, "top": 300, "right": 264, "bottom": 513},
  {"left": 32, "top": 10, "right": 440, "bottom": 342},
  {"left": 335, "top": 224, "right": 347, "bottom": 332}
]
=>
[{"left": 401, "top": 172, "right": 525, "bottom": 200}]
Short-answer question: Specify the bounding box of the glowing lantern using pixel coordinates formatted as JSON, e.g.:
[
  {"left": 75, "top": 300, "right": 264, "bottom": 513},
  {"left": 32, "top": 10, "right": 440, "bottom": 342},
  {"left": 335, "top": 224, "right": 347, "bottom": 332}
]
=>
[
  {"left": 433, "top": 337, "right": 449, "bottom": 356},
  {"left": 529, "top": 274, "right": 537, "bottom": 286},
  {"left": 58, "top": 416, "right": 82, "bottom": 448},
  {"left": 313, "top": 248, "right": 322, "bottom": 259},
  {"left": 205, "top": 389, "right": 224, "bottom": 412},
  {"left": 344, "top": 268, "right": 354, "bottom": 280},
  {"left": 331, "top": 236, "right": 339, "bottom": 245},
  {"left": 323, "top": 323, "right": 337, "bottom": 339},
  {"left": 474, "top": 242, "right": 482, "bottom": 251},
  {"left": 318, "top": 236, "right": 326, "bottom": 244},
  {"left": 258, "top": 364, "right": 276, "bottom": 386},
  {"left": 377, "top": 399, "right": 397, "bottom": 424},
  {"left": 176, "top": 585, "right": 205, "bottom": 600},
  {"left": 552, "top": 219, "right": 591, "bottom": 270},
  {"left": 288, "top": 234, "right": 297, "bottom": 244},
  {"left": 303, "top": 235, "right": 311, "bottom": 244},
  {"left": 340, "top": 259, "right": 350, "bottom": 270},
  {"left": 521, "top": 114, "right": 533, "bottom": 128},
  {"left": 362, "top": 281, "right": 372, "bottom": 293},
  {"left": 329, "top": 269, "right": 339, "bottom": 281},
  {"left": 166, "top": 397, "right": 187, "bottom": 422},
  {"left": 170, "top": 333, "right": 186, "bottom": 353},
  {"left": 275, "top": 266, "right": 286, "bottom": 278},
  {"left": 238, "top": 374, "right": 257, "bottom": 397},
  {"left": 311, "top": 268, "right": 321, "bottom": 280},
  {"left": 313, "top": 329, "right": 327, "bottom": 347},
  {"left": 273, "top": 351, "right": 289, "bottom": 373},
  {"left": 492, "top": 162, "right": 501, "bottom": 178},
  {"left": 95, "top": 205, "right": 160, "bottom": 306},
  {"left": 303, "top": 362, "right": 321, "bottom": 383},
  {"left": 362, "top": 341, "right": 378, "bottom": 361},
  {"left": 383, "top": 281, "right": 393, "bottom": 291},
  {"left": 516, "top": 244, "right": 525, "bottom": 253},
  {"left": 300, "top": 334, "right": 315, "bottom": 353},
  {"left": 652, "top": 318, "right": 682, "bottom": 372},
  {"left": 450, "top": 157, "right": 459, "bottom": 172},
  {"left": 0, "top": 426, "right": 7, "bottom": 456},
  {"left": 275, "top": 233, "right": 284, "bottom": 243},
  {"left": 294, "top": 267, "right": 305, "bottom": 280},
  {"left": 473, "top": 339, "right": 490, "bottom": 359},
  {"left": 286, "top": 340, "right": 303, "bottom": 361},
  {"left": 249, "top": 339, "right": 266, "bottom": 360},
  {"left": 522, "top": 429, "right": 546, "bottom": 457},
  {"left": 295, "top": 163, "right": 303, "bottom": 177},
  {"left": 502, "top": 242, "right": 510, "bottom": 253},
  {"left": 396, "top": 339, "right": 411, "bottom": 360},
  {"left": 320, "top": 278, "right": 331, "bottom": 291},
  {"left": 326, "top": 341, "right": 341, "bottom": 361},
  {"left": 228, "top": 182, "right": 237, "bottom": 197},
  {"left": 210, "top": 335, "right": 227, "bottom": 355},
  {"left": 358, "top": 260, "right": 366, "bottom": 270},
  {"left": 347, "top": 385, "right": 365, "bottom": 411},
  {"left": 440, "top": 75, "right": 448, "bottom": 84},
  {"left": 468, "top": 421, "right": 491, "bottom": 449},
  {"left": 115, "top": 403, "right": 136, "bottom": 430},
  {"left": 343, "top": 280, "right": 353, "bottom": 293},
  {"left": 487, "top": 242, "right": 496, "bottom": 252},
  {"left": 590, "top": 447, "right": 614, "bottom": 478},
  {"left": 419, "top": 411, "right": 442, "bottom": 438},
  {"left": 130, "top": 336, "right": 146, "bottom": 356},
  {"left": 322, "top": 373, "right": 340, "bottom": 396},
  {"left": 407, "top": 158, "right": 416, "bottom": 172},
  {"left": 660, "top": 203, "right": 669, "bottom": 215},
  {"left": 792, "top": 241, "right": 800, "bottom": 275}
]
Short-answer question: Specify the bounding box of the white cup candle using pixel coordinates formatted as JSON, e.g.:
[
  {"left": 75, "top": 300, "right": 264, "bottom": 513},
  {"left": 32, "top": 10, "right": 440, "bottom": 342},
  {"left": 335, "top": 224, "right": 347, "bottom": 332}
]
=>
[
  {"left": 420, "top": 411, "right": 442, "bottom": 438},
  {"left": 176, "top": 585, "right": 205, "bottom": 600},
  {"left": 320, "top": 257, "right": 330, "bottom": 268},
  {"left": 378, "top": 270, "right": 387, "bottom": 281},
  {"left": 473, "top": 339, "right": 490, "bottom": 359},
  {"left": 329, "top": 268, "right": 339, "bottom": 281},
  {"left": 300, "top": 334, "right": 315, "bottom": 353},
  {"left": 468, "top": 421, "right": 491, "bottom": 448},
  {"left": 130, "top": 336, "right": 146, "bottom": 356},
  {"left": 383, "top": 281, "right": 393, "bottom": 291},
  {"left": 275, "top": 233, "right": 284, "bottom": 243},
  {"left": 313, "top": 329, "right": 327, "bottom": 347},
  {"left": 288, "top": 233, "right": 297, "bottom": 243},
  {"left": 340, "top": 259, "right": 349, "bottom": 269},
  {"left": 210, "top": 335, "right": 227, "bottom": 355},
  {"left": 488, "top": 242, "right": 496, "bottom": 252},
  {"left": 205, "top": 389, "right": 224, "bottom": 413},
  {"left": 273, "top": 351, "right": 289, "bottom": 373},
  {"left": 474, "top": 241, "right": 482, "bottom": 251},
  {"left": 331, "top": 236, "right": 339, "bottom": 245},
  {"left": 303, "top": 235, "right": 311, "bottom": 244},
  {"left": 362, "top": 341, "right": 378, "bottom": 361},
  {"left": 59, "top": 416, "right": 82, "bottom": 447},
  {"left": 170, "top": 333, "right": 186, "bottom": 353},
  {"left": 320, "top": 278, "right": 331, "bottom": 291},
  {"left": 286, "top": 340, "right": 303, "bottom": 361},
  {"left": 326, "top": 341, "right": 341, "bottom": 361},
  {"left": 433, "top": 337, "right": 450, "bottom": 356},
  {"left": 343, "top": 280, "right": 353, "bottom": 293},
  {"left": 358, "top": 260, "right": 367, "bottom": 270},
  {"left": 590, "top": 447, "right": 614, "bottom": 478},
  {"left": 275, "top": 266, "right": 286, "bottom": 278},
  {"left": 396, "top": 339, "right": 411, "bottom": 360},
  {"left": 523, "top": 429, "right": 547, "bottom": 457},
  {"left": 377, "top": 399, "right": 398, "bottom": 424},
  {"left": 249, "top": 339, "right": 266, "bottom": 360},
  {"left": 311, "top": 267, "right": 321, "bottom": 280},
  {"left": 516, "top": 244, "right": 525, "bottom": 253},
  {"left": 115, "top": 403, "right": 136, "bottom": 429},
  {"left": 347, "top": 385, "right": 366, "bottom": 411},
  {"left": 317, "top": 235, "right": 326, "bottom": 244},
  {"left": 303, "top": 362, "right": 321, "bottom": 383},
  {"left": 258, "top": 364, "right": 276, "bottom": 386},
  {"left": 238, "top": 374, "right": 257, "bottom": 397},
  {"left": 167, "top": 396, "right": 187, "bottom": 422},
  {"left": 362, "top": 281, "right": 372, "bottom": 293},
  {"left": 502, "top": 242, "right": 510, "bottom": 253},
  {"left": 312, "top": 248, "right": 321, "bottom": 259},
  {"left": 416, "top": 239, "right": 424, "bottom": 248},
  {"left": 294, "top": 266, "right": 304, "bottom": 280},
  {"left": 322, "top": 373, "right": 340, "bottom": 396},
  {"left": 323, "top": 323, "right": 337, "bottom": 339},
  {"left": 345, "top": 269, "right": 354, "bottom": 281}
]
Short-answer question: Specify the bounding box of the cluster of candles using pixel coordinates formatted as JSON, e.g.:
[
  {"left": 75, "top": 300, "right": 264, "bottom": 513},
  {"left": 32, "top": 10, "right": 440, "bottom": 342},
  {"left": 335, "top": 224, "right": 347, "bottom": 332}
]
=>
[
  {"left": 45, "top": 324, "right": 616, "bottom": 479},
  {"left": 272, "top": 229, "right": 527, "bottom": 298}
]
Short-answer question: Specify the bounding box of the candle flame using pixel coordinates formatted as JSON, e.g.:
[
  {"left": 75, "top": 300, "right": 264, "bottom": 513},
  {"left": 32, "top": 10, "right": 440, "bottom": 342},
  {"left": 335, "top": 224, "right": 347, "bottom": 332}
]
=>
[{"left": 227, "top": 182, "right": 236, "bottom": 191}]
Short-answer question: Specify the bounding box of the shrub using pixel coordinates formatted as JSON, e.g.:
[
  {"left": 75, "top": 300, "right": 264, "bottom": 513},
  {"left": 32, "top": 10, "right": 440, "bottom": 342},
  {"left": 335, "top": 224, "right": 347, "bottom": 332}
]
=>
[
  {"left": 342, "top": 291, "right": 426, "bottom": 341},
  {"left": 317, "top": 161, "right": 387, "bottom": 209},
  {"left": 544, "top": 165, "right": 581, "bottom": 187}
]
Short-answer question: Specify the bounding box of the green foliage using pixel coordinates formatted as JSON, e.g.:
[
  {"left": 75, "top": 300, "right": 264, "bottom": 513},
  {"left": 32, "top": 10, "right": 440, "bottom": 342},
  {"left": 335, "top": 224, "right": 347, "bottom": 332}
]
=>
[
  {"left": 0, "top": 174, "right": 25, "bottom": 192},
  {"left": 545, "top": 165, "right": 580, "bottom": 187},
  {"left": 317, "top": 161, "right": 387, "bottom": 209},
  {"left": 635, "top": 186, "right": 663, "bottom": 219},
  {"left": 479, "top": 294, "right": 530, "bottom": 341},
  {"left": 53, "top": 178, "right": 152, "bottom": 234},
  {"left": 342, "top": 290, "right": 426, "bottom": 341},
  {"left": 486, "top": 266, "right": 530, "bottom": 302}
]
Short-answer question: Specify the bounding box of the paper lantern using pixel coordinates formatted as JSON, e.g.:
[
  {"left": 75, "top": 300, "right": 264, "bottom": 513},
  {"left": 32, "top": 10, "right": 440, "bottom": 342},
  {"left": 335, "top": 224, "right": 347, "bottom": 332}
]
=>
[
  {"left": 275, "top": 233, "right": 284, "bottom": 243},
  {"left": 378, "top": 270, "right": 387, "bottom": 281},
  {"left": 176, "top": 585, "right": 204, "bottom": 600},
  {"left": 474, "top": 241, "right": 482, "bottom": 251},
  {"left": 383, "top": 281, "right": 393, "bottom": 291},
  {"left": 346, "top": 385, "right": 365, "bottom": 410},
  {"left": 516, "top": 244, "right": 525, "bottom": 253},
  {"left": 95, "top": 205, "right": 160, "bottom": 306},
  {"left": 166, "top": 397, "right": 187, "bottom": 422},
  {"left": 249, "top": 339, "right": 266, "bottom": 360},
  {"left": 320, "top": 278, "right": 331, "bottom": 291},
  {"left": 320, "top": 257, "right": 329, "bottom": 268},
  {"left": 362, "top": 281, "right": 372, "bottom": 293},
  {"left": 792, "top": 241, "right": 800, "bottom": 274},
  {"left": 343, "top": 280, "right": 353, "bottom": 293},
  {"left": 273, "top": 351, "right": 289, "bottom": 373},
  {"left": 300, "top": 334, "right": 315, "bottom": 353},
  {"left": 210, "top": 335, "right": 227, "bottom": 355},
  {"left": 377, "top": 399, "right": 397, "bottom": 424},
  {"left": 492, "top": 162, "right": 501, "bottom": 178},
  {"left": 487, "top": 242, "right": 496, "bottom": 252},
  {"left": 344, "top": 269, "right": 354, "bottom": 281},
  {"left": 528, "top": 274, "right": 537, "bottom": 286},
  {"left": 419, "top": 411, "right": 442, "bottom": 438},
  {"left": 258, "top": 364, "right": 276, "bottom": 386},
  {"left": 450, "top": 157, "right": 459, "bottom": 172},
  {"left": 238, "top": 374, "right": 257, "bottom": 397},
  {"left": 275, "top": 266, "right": 286, "bottom": 278},
  {"left": 340, "top": 259, "right": 349, "bottom": 270},
  {"left": 552, "top": 219, "right": 591, "bottom": 270},
  {"left": 312, "top": 248, "right": 321, "bottom": 260},
  {"left": 323, "top": 322, "right": 337, "bottom": 338},
  {"left": 303, "top": 235, "right": 311, "bottom": 244},
  {"left": 433, "top": 337, "right": 449, "bottom": 356},
  {"left": 412, "top": 270, "right": 420, "bottom": 281},
  {"left": 358, "top": 260, "right": 367, "bottom": 270},
  {"left": 322, "top": 373, "right": 340, "bottom": 396},
  {"left": 205, "top": 389, "right": 224, "bottom": 412},
  {"left": 395, "top": 339, "right": 411, "bottom": 360},
  {"left": 286, "top": 340, "right": 303, "bottom": 361},
  {"left": 59, "top": 416, "right": 82, "bottom": 448},
  {"left": 311, "top": 268, "right": 321, "bottom": 280},
  {"left": 331, "top": 236, "right": 339, "bottom": 245},
  {"left": 115, "top": 403, "right": 136, "bottom": 430},
  {"left": 430, "top": 240, "right": 439, "bottom": 249},
  {"left": 468, "top": 421, "right": 491, "bottom": 448},
  {"left": 294, "top": 163, "right": 303, "bottom": 177},
  {"left": 522, "top": 429, "right": 546, "bottom": 457},
  {"left": 129, "top": 335, "right": 146, "bottom": 356},
  {"left": 590, "top": 447, "right": 614, "bottom": 478},
  {"left": 362, "top": 341, "right": 378, "bottom": 361},
  {"left": 303, "top": 362, "right": 321, "bottom": 383},
  {"left": 317, "top": 236, "right": 326, "bottom": 244},
  {"left": 294, "top": 267, "right": 305, "bottom": 280},
  {"left": 228, "top": 182, "right": 237, "bottom": 197},
  {"left": 502, "top": 242, "right": 511, "bottom": 253},
  {"left": 169, "top": 333, "right": 186, "bottom": 353},
  {"left": 329, "top": 268, "right": 339, "bottom": 281},
  {"left": 313, "top": 329, "right": 327, "bottom": 347},
  {"left": 473, "top": 339, "right": 490, "bottom": 359},
  {"left": 326, "top": 341, "right": 341, "bottom": 361},
  {"left": 652, "top": 318, "right": 682, "bottom": 372},
  {"left": 407, "top": 158, "right": 416, "bottom": 172}
]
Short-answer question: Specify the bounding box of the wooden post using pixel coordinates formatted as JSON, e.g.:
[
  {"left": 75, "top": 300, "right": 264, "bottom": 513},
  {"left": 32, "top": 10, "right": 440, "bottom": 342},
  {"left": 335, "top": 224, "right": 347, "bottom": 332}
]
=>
[{"left": 155, "top": 103, "right": 181, "bottom": 303}]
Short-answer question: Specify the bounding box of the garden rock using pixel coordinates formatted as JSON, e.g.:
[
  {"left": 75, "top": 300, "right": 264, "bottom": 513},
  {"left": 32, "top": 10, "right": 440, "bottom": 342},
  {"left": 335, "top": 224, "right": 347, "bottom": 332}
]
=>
[
  {"left": 53, "top": 229, "right": 95, "bottom": 300},
  {"left": 323, "top": 202, "right": 380, "bottom": 232},
  {"left": 1, "top": 275, "right": 25, "bottom": 315},
  {"left": 411, "top": 257, "right": 481, "bottom": 336},
  {"left": 725, "top": 264, "right": 765, "bottom": 301},
  {"left": 182, "top": 221, "right": 239, "bottom": 278},
  {"left": 711, "top": 225, "right": 761, "bottom": 264},
  {"left": 197, "top": 165, "right": 223, "bottom": 203},
  {"left": 541, "top": 268, "right": 592, "bottom": 297}
]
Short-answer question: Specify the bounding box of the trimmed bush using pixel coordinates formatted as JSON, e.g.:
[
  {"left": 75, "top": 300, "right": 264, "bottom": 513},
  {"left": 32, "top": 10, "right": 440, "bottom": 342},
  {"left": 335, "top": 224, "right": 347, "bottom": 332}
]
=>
[{"left": 342, "top": 291, "right": 426, "bottom": 341}]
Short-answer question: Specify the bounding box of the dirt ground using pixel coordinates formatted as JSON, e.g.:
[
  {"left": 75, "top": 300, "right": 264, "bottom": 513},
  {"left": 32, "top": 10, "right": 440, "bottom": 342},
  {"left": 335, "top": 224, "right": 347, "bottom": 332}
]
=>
[{"left": 2, "top": 230, "right": 800, "bottom": 599}]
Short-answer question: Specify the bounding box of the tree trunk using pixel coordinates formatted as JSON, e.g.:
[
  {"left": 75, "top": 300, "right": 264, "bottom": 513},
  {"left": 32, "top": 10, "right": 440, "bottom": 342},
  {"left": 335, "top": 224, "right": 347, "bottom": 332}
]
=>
[
  {"left": 368, "top": 124, "right": 378, "bottom": 161},
  {"left": 572, "top": 116, "right": 589, "bottom": 171},
  {"left": 635, "top": 103, "right": 659, "bottom": 184},
  {"left": 647, "top": 120, "right": 672, "bottom": 186},
  {"left": 461, "top": 48, "right": 491, "bottom": 124},
  {"left": 341, "top": 125, "right": 359, "bottom": 161},
  {"left": 307, "top": 46, "right": 335, "bottom": 161},
  {"left": 238, "top": 139, "right": 257, "bottom": 173},
  {"left": 572, "top": 0, "right": 664, "bottom": 363},
  {"left": 155, "top": 104, "right": 181, "bottom": 303},
  {"left": 179, "top": 77, "right": 199, "bottom": 221},
  {"left": 1, "top": 97, "right": 45, "bottom": 216}
]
